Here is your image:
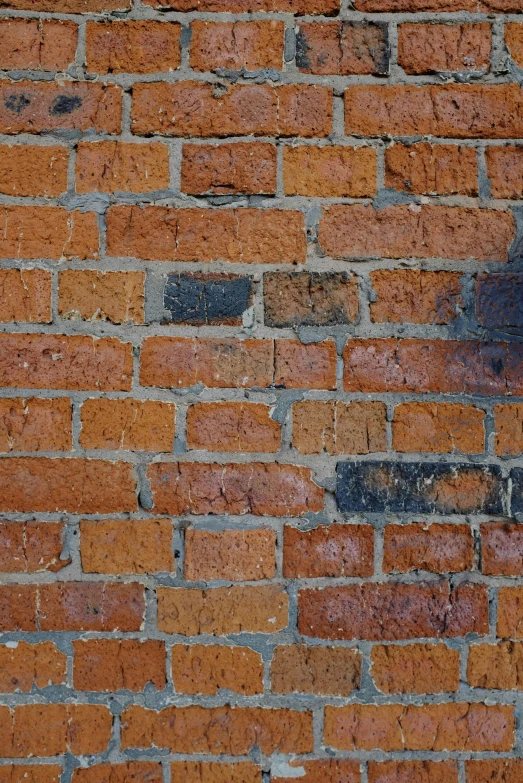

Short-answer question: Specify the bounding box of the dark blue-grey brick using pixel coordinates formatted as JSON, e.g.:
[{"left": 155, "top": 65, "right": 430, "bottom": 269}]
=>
[
  {"left": 510, "top": 468, "right": 523, "bottom": 515},
  {"left": 476, "top": 273, "right": 523, "bottom": 329},
  {"left": 336, "top": 461, "right": 505, "bottom": 515},
  {"left": 164, "top": 274, "right": 253, "bottom": 325}
]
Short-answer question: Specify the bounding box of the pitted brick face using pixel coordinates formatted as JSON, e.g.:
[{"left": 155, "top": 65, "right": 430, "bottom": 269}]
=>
[{"left": 0, "top": 0, "right": 522, "bottom": 776}]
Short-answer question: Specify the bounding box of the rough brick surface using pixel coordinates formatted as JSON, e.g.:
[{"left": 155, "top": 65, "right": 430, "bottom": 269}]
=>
[
  {"left": 184, "top": 528, "right": 276, "bottom": 580},
  {"left": 0, "top": 19, "right": 77, "bottom": 71},
  {"left": 0, "top": 521, "right": 68, "bottom": 573},
  {"left": 283, "top": 523, "right": 374, "bottom": 577},
  {"left": 383, "top": 523, "right": 473, "bottom": 573},
  {"left": 80, "top": 398, "right": 174, "bottom": 451},
  {"left": 271, "top": 645, "right": 361, "bottom": 695},
  {"left": 0, "top": 397, "right": 72, "bottom": 452},
  {"left": 80, "top": 518, "right": 174, "bottom": 574},
  {"left": 86, "top": 21, "right": 180, "bottom": 74},
  {"left": 370, "top": 643, "right": 460, "bottom": 694},
  {"left": 0, "top": 146, "right": 68, "bottom": 197},
  {"left": 384, "top": 143, "right": 478, "bottom": 196},
  {"left": 58, "top": 270, "right": 145, "bottom": 324},
  {"left": 171, "top": 645, "right": 263, "bottom": 695},
  {"left": 297, "top": 22, "right": 389, "bottom": 75},
  {"left": 186, "top": 402, "right": 280, "bottom": 452},
  {"left": 73, "top": 639, "right": 166, "bottom": 692},
  {"left": 369, "top": 270, "right": 462, "bottom": 324},
  {"left": 398, "top": 24, "right": 491, "bottom": 73}
]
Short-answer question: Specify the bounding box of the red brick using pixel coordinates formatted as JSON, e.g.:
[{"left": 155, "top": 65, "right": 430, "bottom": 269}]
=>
[
  {"left": 0, "top": 19, "right": 77, "bottom": 70},
  {"left": 190, "top": 21, "right": 284, "bottom": 71},
  {"left": 370, "top": 643, "right": 460, "bottom": 694},
  {"left": 297, "top": 21, "right": 389, "bottom": 75},
  {"left": 121, "top": 704, "right": 313, "bottom": 755},
  {"left": 132, "top": 82, "right": 331, "bottom": 138},
  {"left": 0, "top": 586, "right": 37, "bottom": 631},
  {"left": 171, "top": 645, "right": 263, "bottom": 695},
  {"left": 324, "top": 703, "right": 514, "bottom": 752},
  {"left": 73, "top": 639, "right": 165, "bottom": 692},
  {"left": 275, "top": 340, "right": 337, "bottom": 390},
  {"left": 497, "top": 587, "right": 523, "bottom": 639},
  {"left": 298, "top": 582, "right": 488, "bottom": 640},
  {"left": 283, "top": 523, "right": 374, "bottom": 578},
  {"left": 283, "top": 145, "right": 376, "bottom": 197},
  {"left": 0, "top": 145, "right": 68, "bottom": 197},
  {"left": 72, "top": 763, "right": 162, "bottom": 783},
  {"left": 465, "top": 759, "right": 523, "bottom": 783},
  {"left": 271, "top": 645, "right": 361, "bottom": 696},
  {"left": 1, "top": 0, "right": 130, "bottom": 9},
  {"left": 171, "top": 763, "right": 261, "bottom": 783},
  {"left": 38, "top": 582, "right": 144, "bottom": 631},
  {"left": 468, "top": 642, "right": 523, "bottom": 690},
  {"left": 0, "top": 458, "right": 136, "bottom": 513},
  {"left": 0, "top": 207, "right": 98, "bottom": 261},
  {"left": 80, "top": 398, "right": 174, "bottom": 451},
  {"left": 506, "top": 23, "right": 523, "bottom": 67},
  {"left": 0, "top": 767, "right": 62, "bottom": 783},
  {"left": 0, "top": 521, "right": 67, "bottom": 573},
  {"left": 76, "top": 142, "right": 169, "bottom": 194},
  {"left": 486, "top": 146, "right": 523, "bottom": 199},
  {"left": 345, "top": 84, "right": 523, "bottom": 139},
  {"left": 107, "top": 205, "right": 306, "bottom": 264},
  {"left": 343, "top": 339, "right": 523, "bottom": 396},
  {"left": 368, "top": 761, "right": 458, "bottom": 783},
  {"left": 0, "top": 269, "right": 51, "bottom": 323},
  {"left": 369, "top": 270, "right": 462, "bottom": 324},
  {"left": 272, "top": 760, "right": 361, "bottom": 783},
  {"left": 292, "top": 400, "right": 387, "bottom": 455},
  {"left": 0, "top": 81, "right": 121, "bottom": 135},
  {"left": 86, "top": 21, "right": 180, "bottom": 74},
  {"left": 80, "top": 519, "right": 174, "bottom": 574},
  {"left": 354, "top": 0, "right": 520, "bottom": 8},
  {"left": 319, "top": 204, "right": 514, "bottom": 262},
  {"left": 385, "top": 142, "right": 478, "bottom": 196},
  {"left": 0, "top": 334, "right": 132, "bottom": 391},
  {"left": 383, "top": 523, "right": 474, "bottom": 574},
  {"left": 264, "top": 271, "right": 359, "bottom": 328},
  {"left": 481, "top": 522, "right": 523, "bottom": 576},
  {"left": 398, "top": 23, "right": 491, "bottom": 73},
  {"left": 185, "top": 528, "right": 276, "bottom": 581},
  {"left": 181, "top": 142, "right": 276, "bottom": 195},
  {"left": 0, "top": 397, "right": 72, "bottom": 452},
  {"left": 186, "top": 402, "right": 279, "bottom": 453},
  {"left": 392, "top": 402, "right": 485, "bottom": 454},
  {"left": 144, "top": 0, "right": 338, "bottom": 11},
  {"left": 0, "top": 642, "right": 66, "bottom": 692},
  {"left": 157, "top": 585, "right": 288, "bottom": 635},
  {"left": 494, "top": 403, "right": 523, "bottom": 455},
  {"left": 147, "top": 462, "right": 323, "bottom": 517}
]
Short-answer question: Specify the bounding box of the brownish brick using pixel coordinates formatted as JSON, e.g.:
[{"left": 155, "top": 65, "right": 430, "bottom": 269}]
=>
[
  {"left": 273, "top": 760, "right": 361, "bottom": 783},
  {"left": 171, "top": 763, "right": 261, "bottom": 783},
  {"left": 369, "top": 270, "right": 462, "bottom": 324},
  {"left": 0, "top": 642, "right": 66, "bottom": 692},
  {"left": 80, "top": 519, "right": 174, "bottom": 574},
  {"left": 486, "top": 146, "right": 523, "bottom": 199},
  {"left": 368, "top": 761, "right": 458, "bottom": 783},
  {"left": 0, "top": 269, "right": 51, "bottom": 324},
  {"left": 38, "top": 582, "right": 144, "bottom": 632},
  {"left": 186, "top": 402, "right": 280, "bottom": 453},
  {"left": 0, "top": 521, "right": 67, "bottom": 573},
  {"left": 271, "top": 645, "right": 361, "bottom": 696},
  {"left": 171, "top": 645, "right": 263, "bottom": 695},
  {"left": 73, "top": 639, "right": 166, "bottom": 692},
  {"left": 465, "top": 759, "right": 523, "bottom": 783},
  {"left": 86, "top": 21, "right": 180, "bottom": 74},
  {"left": 0, "top": 207, "right": 98, "bottom": 261},
  {"left": 275, "top": 340, "right": 337, "bottom": 390},
  {"left": 264, "top": 271, "right": 358, "bottom": 328},
  {"left": 0, "top": 398, "right": 72, "bottom": 452},
  {"left": 481, "top": 522, "right": 523, "bottom": 576},
  {"left": 80, "top": 398, "right": 174, "bottom": 451},
  {"left": 494, "top": 403, "right": 523, "bottom": 455},
  {"left": 468, "top": 642, "right": 523, "bottom": 690},
  {"left": 144, "top": 0, "right": 338, "bottom": 11},
  {"left": 283, "top": 523, "right": 374, "bottom": 578},
  {"left": 59, "top": 270, "right": 144, "bottom": 325},
  {"left": 283, "top": 145, "right": 376, "bottom": 197},
  {"left": 392, "top": 402, "right": 485, "bottom": 454},
  {"left": 0, "top": 19, "right": 77, "bottom": 70},
  {"left": 72, "top": 763, "right": 162, "bottom": 783},
  {"left": 190, "top": 21, "right": 284, "bottom": 71},
  {"left": 0, "top": 586, "right": 37, "bottom": 631},
  {"left": 185, "top": 528, "right": 276, "bottom": 581},
  {"left": 383, "top": 523, "right": 474, "bottom": 574},
  {"left": 0, "top": 766, "right": 62, "bottom": 783},
  {"left": 497, "top": 587, "right": 523, "bottom": 639},
  {"left": 76, "top": 142, "right": 169, "bottom": 194},
  {"left": 371, "top": 643, "right": 460, "bottom": 694},
  {"left": 292, "top": 400, "right": 387, "bottom": 455},
  {"left": 385, "top": 142, "right": 478, "bottom": 196},
  {"left": 0, "top": 146, "right": 68, "bottom": 197},
  {"left": 297, "top": 22, "right": 388, "bottom": 75},
  {"left": 398, "top": 23, "right": 491, "bottom": 73},
  {"left": 181, "top": 142, "right": 276, "bottom": 195},
  {"left": 506, "top": 23, "right": 523, "bottom": 67}
]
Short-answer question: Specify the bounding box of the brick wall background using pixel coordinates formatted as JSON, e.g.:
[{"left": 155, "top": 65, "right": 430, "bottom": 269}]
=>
[{"left": 0, "top": 0, "right": 523, "bottom": 780}]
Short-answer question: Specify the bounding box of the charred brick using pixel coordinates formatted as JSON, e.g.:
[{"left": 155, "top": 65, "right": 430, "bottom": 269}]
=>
[
  {"left": 5, "top": 94, "right": 30, "bottom": 114},
  {"left": 49, "top": 95, "right": 82, "bottom": 115},
  {"left": 264, "top": 271, "right": 358, "bottom": 327},
  {"left": 510, "top": 469, "right": 523, "bottom": 515},
  {"left": 164, "top": 274, "right": 253, "bottom": 325},
  {"left": 476, "top": 273, "right": 523, "bottom": 329}
]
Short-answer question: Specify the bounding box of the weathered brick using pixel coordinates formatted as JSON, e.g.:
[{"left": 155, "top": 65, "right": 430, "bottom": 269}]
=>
[
  {"left": 272, "top": 760, "right": 361, "bottom": 783},
  {"left": 0, "top": 146, "right": 68, "bottom": 197},
  {"left": 185, "top": 528, "right": 276, "bottom": 581},
  {"left": 171, "top": 645, "right": 263, "bottom": 695},
  {"left": 465, "top": 759, "right": 523, "bottom": 783},
  {"left": 476, "top": 273, "right": 523, "bottom": 329},
  {"left": 369, "top": 270, "right": 462, "bottom": 324},
  {"left": 0, "top": 397, "right": 72, "bottom": 452},
  {"left": 370, "top": 643, "right": 460, "bottom": 694},
  {"left": 0, "top": 642, "right": 66, "bottom": 692},
  {"left": 511, "top": 468, "right": 523, "bottom": 515},
  {"left": 274, "top": 340, "right": 337, "bottom": 390},
  {"left": 497, "top": 587, "right": 523, "bottom": 639},
  {"left": 337, "top": 462, "right": 504, "bottom": 515},
  {"left": 171, "top": 763, "right": 261, "bottom": 783},
  {"left": 132, "top": 82, "right": 332, "bottom": 138},
  {"left": 324, "top": 703, "right": 514, "bottom": 752},
  {"left": 59, "top": 270, "right": 144, "bottom": 325},
  {"left": 485, "top": 146, "right": 523, "bottom": 198},
  {"left": 148, "top": 462, "right": 323, "bottom": 516},
  {"left": 121, "top": 705, "right": 313, "bottom": 755},
  {"left": 72, "top": 763, "right": 162, "bottom": 783},
  {"left": 505, "top": 23, "right": 523, "bottom": 67},
  {"left": 0, "top": 269, "right": 51, "bottom": 324},
  {"left": 73, "top": 639, "right": 165, "bottom": 692},
  {"left": 181, "top": 142, "right": 276, "bottom": 195},
  {"left": 0, "top": 19, "right": 77, "bottom": 70},
  {"left": 297, "top": 21, "right": 388, "bottom": 75},
  {"left": 0, "top": 767, "right": 62, "bottom": 783},
  {"left": 76, "top": 142, "right": 169, "bottom": 194},
  {"left": 38, "top": 582, "right": 144, "bottom": 632},
  {"left": 0, "top": 521, "right": 67, "bottom": 573},
  {"left": 144, "top": 0, "right": 338, "bottom": 11},
  {"left": 0, "top": 334, "right": 132, "bottom": 391},
  {"left": 186, "top": 402, "right": 280, "bottom": 453},
  {"left": 0, "top": 458, "right": 137, "bottom": 513},
  {"left": 1, "top": 0, "right": 130, "bottom": 9},
  {"left": 398, "top": 23, "right": 491, "bottom": 73},
  {"left": 190, "top": 21, "right": 284, "bottom": 71},
  {"left": 292, "top": 401, "right": 387, "bottom": 455},
  {"left": 86, "top": 21, "right": 180, "bottom": 74},
  {"left": 284, "top": 144, "right": 376, "bottom": 197},
  {"left": 80, "top": 519, "right": 174, "bottom": 574},
  {"left": 271, "top": 645, "right": 361, "bottom": 696},
  {"left": 345, "top": 84, "right": 523, "bottom": 139},
  {"left": 264, "top": 272, "right": 358, "bottom": 328},
  {"left": 392, "top": 402, "right": 485, "bottom": 454},
  {"left": 354, "top": 0, "right": 521, "bottom": 8},
  {"left": 468, "top": 642, "right": 523, "bottom": 690},
  {"left": 383, "top": 523, "right": 474, "bottom": 574},
  {"left": 298, "top": 582, "right": 488, "bottom": 640},
  {"left": 80, "top": 398, "right": 174, "bottom": 452},
  {"left": 481, "top": 521, "right": 523, "bottom": 575},
  {"left": 385, "top": 142, "right": 478, "bottom": 196},
  {"left": 283, "top": 523, "right": 374, "bottom": 578},
  {"left": 164, "top": 273, "right": 253, "bottom": 325},
  {"left": 319, "top": 204, "right": 514, "bottom": 262},
  {"left": 157, "top": 585, "right": 288, "bottom": 635},
  {"left": 343, "top": 339, "right": 523, "bottom": 396},
  {"left": 0, "top": 207, "right": 98, "bottom": 261},
  {"left": 0, "top": 586, "right": 37, "bottom": 631},
  {"left": 107, "top": 206, "right": 306, "bottom": 264},
  {"left": 368, "top": 761, "right": 458, "bottom": 783},
  {"left": 0, "top": 81, "right": 121, "bottom": 134}
]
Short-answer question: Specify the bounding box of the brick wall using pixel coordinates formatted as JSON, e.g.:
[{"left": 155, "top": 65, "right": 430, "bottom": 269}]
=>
[{"left": 0, "top": 0, "right": 522, "bottom": 780}]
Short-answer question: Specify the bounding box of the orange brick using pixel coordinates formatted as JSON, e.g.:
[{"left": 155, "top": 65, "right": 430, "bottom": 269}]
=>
[
  {"left": 0, "top": 586, "right": 37, "bottom": 631},
  {"left": 371, "top": 643, "right": 460, "bottom": 694},
  {"left": 80, "top": 398, "right": 174, "bottom": 451},
  {"left": 38, "top": 582, "right": 144, "bottom": 632},
  {"left": 80, "top": 519, "right": 174, "bottom": 574},
  {"left": 0, "top": 19, "right": 77, "bottom": 70},
  {"left": 271, "top": 645, "right": 361, "bottom": 696},
  {"left": 171, "top": 645, "right": 263, "bottom": 695},
  {"left": 272, "top": 760, "right": 360, "bottom": 783},
  {"left": 2, "top": 0, "right": 130, "bottom": 9},
  {"left": 76, "top": 142, "right": 169, "bottom": 194},
  {"left": 398, "top": 23, "right": 491, "bottom": 73},
  {"left": 283, "top": 145, "right": 376, "bottom": 197},
  {"left": 181, "top": 142, "right": 276, "bottom": 195},
  {"left": 0, "top": 146, "right": 68, "bottom": 197},
  {"left": 486, "top": 146, "right": 523, "bottom": 199},
  {"left": 0, "top": 521, "right": 67, "bottom": 573},
  {"left": 383, "top": 523, "right": 474, "bottom": 574},
  {"left": 275, "top": 340, "right": 337, "bottom": 390},
  {"left": 392, "top": 402, "right": 485, "bottom": 454},
  {"left": 368, "top": 761, "right": 458, "bottom": 783},
  {"left": 73, "top": 639, "right": 165, "bottom": 692},
  {"left": 506, "top": 23, "right": 523, "bottom": 67},
  {"left": 292, "top": 400, "right": 387, "bottom": 455},
  {"left": 86, "top": 21, "right": 180, "bottom": 74},
  {"left": 145, "top": 0, "right": 338, "bottom": 10},
  {"left": 468, "top": 642, "right": 523, "bottom": 690},
  {"left": 0, "top": 767, "right": 62, "bottom": 783},
  {"left": 466, "top": 759, "right": 523, "bottom": 783},
  {"left": 157, "top": 585, "right": 288, "bottom": 635},
  {"left": 0, "top": 397, "right": 72, "bottom": 452},
  {"left": 283, "top": 523, "right": 374, "bottom": 578},
  {"left": 186, "top": 402, "right": 279, "bottom": 453},
  {"left": 370, "top": 270, "right": 462, "bottom": 324},
  {"left": 494, "top": 404, "right": 523, "bottom": 455},
  {"left": 73, "top": 764, "right": 162, "bottom": 783},
  {"left": 59, "top": 270, "right": 144, "bottom": 324},
  {"left": 185, "top": 528, "right": 276, "bottom": 581},
  {"left": 0, "top": 207, "right": 98, "bottom": 261},
  {"left": 190, "top": 21, "right": 284, "bottom": 71},
  {"left": 171, "top": 763, "right": 261, "bottom": 783},
  {"left": 0, "top": 642, "right": 66, "bottom": 692},
  {"left": 297, "top": 21, "right": 389, "bottom": 75},
  {"left": 0, "top": 269, "right": 51, "bottom": 324},
  {"left": 497, "top": 587, "right": 523, "bottom": 639},
  {"left": 385, "top": 142, "right": 478, "bottom": 196}
]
